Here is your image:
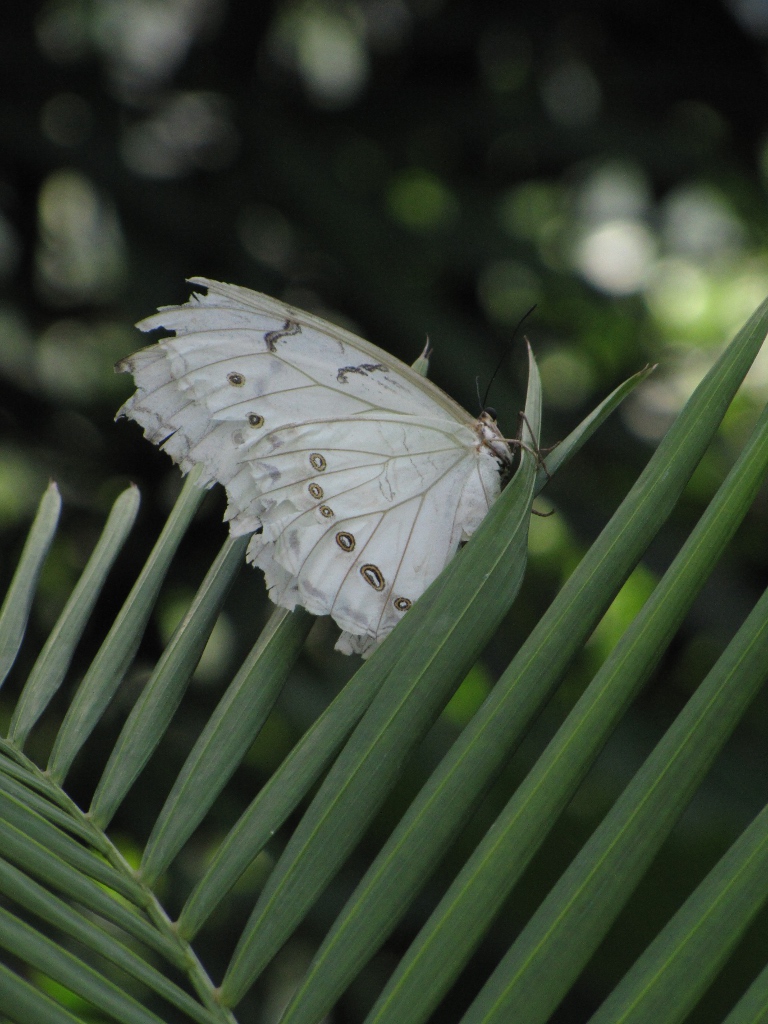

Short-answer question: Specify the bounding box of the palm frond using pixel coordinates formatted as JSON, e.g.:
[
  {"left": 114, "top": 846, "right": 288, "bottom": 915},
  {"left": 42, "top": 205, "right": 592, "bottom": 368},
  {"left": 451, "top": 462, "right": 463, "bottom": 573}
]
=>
[{"left": 0, "top": 300, "right": 767, "bottom": 1024}]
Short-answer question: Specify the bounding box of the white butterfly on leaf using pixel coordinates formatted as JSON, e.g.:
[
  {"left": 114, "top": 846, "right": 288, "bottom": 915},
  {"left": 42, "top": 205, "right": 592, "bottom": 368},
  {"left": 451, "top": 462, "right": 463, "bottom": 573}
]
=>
[{"left": 116, "top": 279, "right": 515, "bottom": 657}]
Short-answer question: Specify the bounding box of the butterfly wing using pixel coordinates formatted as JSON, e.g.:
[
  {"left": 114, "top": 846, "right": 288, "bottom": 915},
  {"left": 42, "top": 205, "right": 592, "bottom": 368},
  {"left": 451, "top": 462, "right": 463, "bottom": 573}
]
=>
[
  {"left": 235, "top": 414, "right": 501, "bottom": 655},
  {"left": 117, "top": 279, "right": 506, "bottom": 655}
]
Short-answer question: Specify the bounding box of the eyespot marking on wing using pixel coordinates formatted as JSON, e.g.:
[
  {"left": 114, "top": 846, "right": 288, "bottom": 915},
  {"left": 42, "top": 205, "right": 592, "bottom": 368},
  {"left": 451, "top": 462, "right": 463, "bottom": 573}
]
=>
[
  {"left": 394, "top": 597, "right": 412, "bottom": 612},
  {"left": 248, "top": 413, "right": 264, "bottom": 428},
  {"left": 310, "top": 453, "right": 327, "bottom": 471},
  {"left": 308, "top": 483, "right": 324, "bottom": 499},
  {"left": 319, "top": 505, "right": 334, "bottom": 518},
  {"left": 336, "top": 532, "right": 355, "bottom": 552},
  {"left": 227, "top": 371, "right": 245, "bottom": 386},
  {"left": 361, "top": 564, "right": 385, "bottom": 591}
]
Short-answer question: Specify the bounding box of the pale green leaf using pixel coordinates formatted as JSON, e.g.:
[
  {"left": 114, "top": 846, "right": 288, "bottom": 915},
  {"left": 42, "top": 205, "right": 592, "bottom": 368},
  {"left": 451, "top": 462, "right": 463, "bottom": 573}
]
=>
[
  {"left": 89, "top": 533, "right": 248, "bottom": 829},
  {"left": 9, "top": 485, "right": 140, "bottom": 747},
  {"left": 0, "top": 482, "right": 61, "bottom": 689},
  {"left": 47, "top": 468, "right": 206, "bottom": 784}
]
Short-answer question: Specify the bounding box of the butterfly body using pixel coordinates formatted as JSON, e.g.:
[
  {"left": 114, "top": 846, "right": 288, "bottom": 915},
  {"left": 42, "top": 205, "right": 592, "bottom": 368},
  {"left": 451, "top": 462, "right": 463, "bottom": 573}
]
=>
[{"left": 117, "top": 279, "right": 512, "bottom": 656}]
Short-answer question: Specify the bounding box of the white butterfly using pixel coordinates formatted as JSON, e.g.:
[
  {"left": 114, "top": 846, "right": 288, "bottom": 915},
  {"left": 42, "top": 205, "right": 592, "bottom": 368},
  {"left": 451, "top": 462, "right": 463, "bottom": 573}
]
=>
[{"left": 116, "top": 278, "right": 514, "bottom": 656}]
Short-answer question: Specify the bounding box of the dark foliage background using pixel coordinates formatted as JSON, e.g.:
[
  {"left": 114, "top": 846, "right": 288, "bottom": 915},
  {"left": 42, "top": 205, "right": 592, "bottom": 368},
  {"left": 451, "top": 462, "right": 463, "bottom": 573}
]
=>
[{"left": 2, "top": 1, "right": 768, "bottom": 1021}]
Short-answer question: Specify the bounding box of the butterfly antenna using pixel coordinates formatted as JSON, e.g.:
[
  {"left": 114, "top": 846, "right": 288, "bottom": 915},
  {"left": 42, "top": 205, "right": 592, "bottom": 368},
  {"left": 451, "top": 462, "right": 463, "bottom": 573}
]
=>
[{"left": 481, "top": 304, "right": 537, "bottom": 412}]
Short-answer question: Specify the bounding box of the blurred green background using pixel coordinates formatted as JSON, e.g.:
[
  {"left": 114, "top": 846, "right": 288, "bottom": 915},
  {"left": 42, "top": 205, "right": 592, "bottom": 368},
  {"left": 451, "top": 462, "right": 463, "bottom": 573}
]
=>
[{"left": 2, "top": 1, "right": 768, "bottom": 1021}]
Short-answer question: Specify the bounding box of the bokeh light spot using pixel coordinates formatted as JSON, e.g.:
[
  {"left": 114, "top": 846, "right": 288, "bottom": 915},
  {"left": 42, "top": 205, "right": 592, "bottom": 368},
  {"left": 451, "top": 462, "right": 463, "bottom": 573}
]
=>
[
  {"left": 622, "top": 352, "right": 714, "bottom": 443},
  {"left": 238, "top": 204, "right": 296, "bottom": 271},
  {"left": 477, "top": 259, "right": 541, "bottom": 325},
  {"left": 645, "top": 259, "right": 709, "bottom": 332},
  {"left": 499, "top": 181, "right": 562, "bottom": 243},
  {"left": 576, "top": 220, "right": 656, "bottom": 295},
  {"left": 92, "top": 0, "right": 217, "bottom": 96},
  {"left": 121, "top": 91, "right": 238, "bottom": 179},
  {"left": 36, "top": 319, "right": 133, "bottom": 403},
  {"left": 538, "top": 347, "right": 595, "bottom": 409},
  {"left": 541, "top": 58, "right": 601, "bottom": 127},
  {"left": 35, "top": 0, "right": 91, "bottom": 64},
  {"left": 442, "top": 663, "right": 493, "bottom": 726},
  {"left": 661, "top": 183, "right": 745, "bottom": 266},
  {"left": 35, "top": 170, "right": 126, "bottom": 305},
  {"left": 588, "top": 564, "right": 657, "bottom": 660},
  {"left": 269, "top": 1, "right": 369, "bottom": 109},
  {"left": 528, "top": 506, "right": 567, "bottom": 559},
  {"left": 387, "top": 169, "right": 458, "bottom": 231},
  {"left": 578, "top": 162, "right": 652, "bottom": 223}
]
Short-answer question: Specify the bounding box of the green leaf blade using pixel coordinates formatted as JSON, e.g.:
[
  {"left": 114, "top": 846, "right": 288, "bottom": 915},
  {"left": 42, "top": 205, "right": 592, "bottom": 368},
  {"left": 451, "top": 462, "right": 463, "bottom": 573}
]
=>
[
  {"left": 290, "top": 384, "right": 768, "bottom": 1024},
  {"left": 0, "top": 903, "right": 173, "bottom": 1024},
  {"left": 0, "top": 482, "right": 61, "bottom": 689},
  {"left": 721, "top": 962, "right": 768, "bottom": 1024},
  {"left": 0, "top": 960, "right": 84, "bottom": 1024},
  {"left": 47, "top": 467, "right": 207, "bottom": 784},
  {"left": 587, "top": 800, "right": 768, "bottom": 1024},
  {"left": 537, "top": 362, "right": 655, "bottom": 489},
  {"left": 89, "top": 533, "right": 248, "bottom": 829},
  {"left": 9, "top": 485, "right": 140, "bottom": 747},
  {"left": 140, "top": 605, "right": 313, "bottom": 885},
  {"left": 460, "top": 577, "right": 768, "bottom": 1024},
  {"left": 0, "top": 857, "right": 218, "bottom": 1024},
  {"left": 46, "top": 471, "right": 205, "bottom": 782}
]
